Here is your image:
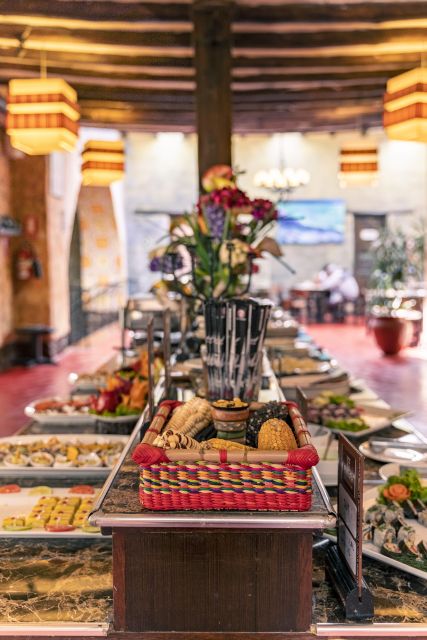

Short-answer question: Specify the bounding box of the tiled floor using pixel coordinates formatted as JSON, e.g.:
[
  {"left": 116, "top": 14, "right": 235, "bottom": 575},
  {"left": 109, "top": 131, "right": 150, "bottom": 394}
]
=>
[
  {"left": 0, "top": 323, "right": 121, "bottom": 436},
  {"left": 309, "top": 323, "right": 427, "bottom": 436},
  {"left": 0, "top": 321, "right": 425, "bottom": 437}
]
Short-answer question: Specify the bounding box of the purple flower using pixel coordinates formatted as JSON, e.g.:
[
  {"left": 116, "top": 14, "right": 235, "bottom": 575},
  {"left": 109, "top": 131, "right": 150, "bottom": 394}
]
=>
[
  {"left": 149, "top": 253, "right": 183, "bottom": 273},
  {"left": 204, "top": 203, "right": 226, "bottom": 240},
  {"left": 149, "top": 257, "right": 162, "bottom": 272}
]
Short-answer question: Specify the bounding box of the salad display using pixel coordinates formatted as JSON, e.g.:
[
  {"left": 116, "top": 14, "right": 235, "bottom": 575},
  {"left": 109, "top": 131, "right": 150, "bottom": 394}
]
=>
[
  {"left": 89, "top": 350, "right": 163, "bottom": 419},
  {"left": 308, "top": 392, "right": 368, "bottom": 432}
]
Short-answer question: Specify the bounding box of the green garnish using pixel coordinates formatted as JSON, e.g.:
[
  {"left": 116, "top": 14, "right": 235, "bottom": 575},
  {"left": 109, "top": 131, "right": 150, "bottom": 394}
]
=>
[
  {"left": 325, "top": 417, "right": 369, "bottom": 432},
  {"left": 379, "top": 469, "right": 427, "bottom": 504}
]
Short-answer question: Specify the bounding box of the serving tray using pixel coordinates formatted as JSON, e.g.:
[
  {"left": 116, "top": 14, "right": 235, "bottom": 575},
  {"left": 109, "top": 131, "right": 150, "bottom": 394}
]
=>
[
  {"left": 0, "top": 486, "right": 105, "bottom": 538},
  {"left": 0, "top": 434, "right": 127, "bottom": 477}
]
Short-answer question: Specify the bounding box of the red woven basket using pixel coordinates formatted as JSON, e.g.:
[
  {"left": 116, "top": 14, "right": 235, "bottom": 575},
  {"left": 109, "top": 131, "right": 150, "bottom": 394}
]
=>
[{"left": 132, "top": 401, "right": 319, "bottom": 512}]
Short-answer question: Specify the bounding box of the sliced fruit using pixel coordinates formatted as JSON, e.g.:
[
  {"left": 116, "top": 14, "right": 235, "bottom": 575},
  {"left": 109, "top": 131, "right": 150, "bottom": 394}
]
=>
[
  {"left": 69, "top": 485, "right": 95, "bottom": 494},
  {"left": 81, "top": 523, "right": 100, "bottom": 534},
  {"left": 3, "top": 516, "right": 32, "bottom": 531},
  {"left": 45, "top": 524, "right": 76, "bottom": 532},
  {"left": 0, "top": 484, "right": 21, "bottom": 493},
  {"left": 28, "top": 486, "right": 52, "bottom": 495}
]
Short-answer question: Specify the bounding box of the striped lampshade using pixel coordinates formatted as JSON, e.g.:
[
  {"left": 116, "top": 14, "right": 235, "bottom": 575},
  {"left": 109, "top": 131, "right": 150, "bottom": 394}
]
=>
[
  {"left": 384, "top": 67, "right": 427, "bottom": 142},
  {"left": 81, "top": 140, "right": 125, "bottom": 186},
  {"left": 6, "top": 78, "right": 79, "bottom": 155},
  {"left": 338, "top": 143, "right": 378, "bottom": 186}
]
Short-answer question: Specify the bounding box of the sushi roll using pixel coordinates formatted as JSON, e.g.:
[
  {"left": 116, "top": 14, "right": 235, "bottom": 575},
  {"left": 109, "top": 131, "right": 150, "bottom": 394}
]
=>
[
  {"left": 418, "top": 510, "right": 427, "bottom": 527},
  {"left": 397, "top": 525, "right": 416, "bottom": 544},
  {"left": 402, "top": 499, "right": 418, "bottom": 520},
  {"left": 413, "top": 498, "right": 426, "bottom": 513},
  {"left": 362, "top": 524, "right": 373, "bottom": 541},
  {"left": 381, "top": 541, "right": 402, "bottom": 560},
  {"left": 417, "top": 540, "right": 427, "bottom": 558},
  {"left": 383, "top": 504, "right": 404, "bottom": 525},
  {"left": 365, "top": 504, "right": 386, "bottom": 525},
  {"left": 373, "top": 525, "right": 395, "bottom": 549},
  {"left": 399, "top": 539, "right": 421, "bottom": 558}
]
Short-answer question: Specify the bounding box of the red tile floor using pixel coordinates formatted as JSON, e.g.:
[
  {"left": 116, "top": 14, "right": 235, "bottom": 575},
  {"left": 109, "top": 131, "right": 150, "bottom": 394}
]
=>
[
  {"left": 309, "top": 323, "right": 427, "bottom": 437},
  {"left": 0, "top": 323, "right": 121, "bottom": 436},
  {"left": 0, "top": 321, "right": 426, "bottom": 437}
]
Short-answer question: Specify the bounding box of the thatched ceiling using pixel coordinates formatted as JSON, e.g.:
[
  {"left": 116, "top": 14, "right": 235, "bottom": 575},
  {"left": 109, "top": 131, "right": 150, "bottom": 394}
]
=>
[{"left": 0, "top": 0, "right": 426, "bottom": 133}]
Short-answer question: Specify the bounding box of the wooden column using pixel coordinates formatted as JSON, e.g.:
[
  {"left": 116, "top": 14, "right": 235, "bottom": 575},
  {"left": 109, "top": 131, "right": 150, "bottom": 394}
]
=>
[{"left": 192, "top": 0, "right": 233, "bottom": 185}]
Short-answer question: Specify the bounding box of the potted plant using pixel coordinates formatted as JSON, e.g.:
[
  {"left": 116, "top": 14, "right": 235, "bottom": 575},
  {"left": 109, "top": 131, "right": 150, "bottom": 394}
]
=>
[{"left": 367, "top": 226, "right": 424, "bottom": 355}]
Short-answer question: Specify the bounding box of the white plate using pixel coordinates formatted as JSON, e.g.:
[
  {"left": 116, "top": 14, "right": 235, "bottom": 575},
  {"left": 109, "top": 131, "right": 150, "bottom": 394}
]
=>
[
  {"left": 379, "top": 462, "right": 427, "bottom": 482},
  {"left": 0, "top": 487, "right": 105, "bottom": 538},
  {"left": 359, "top": 441, "right": 427, "bottom": 466},
  {"left": 0, "top": 434, "right": 127, "bottom": 477},
  {"left": 91, "top": 413, "right": 141, "bottom": 425},
  {"left": 25, "top": 397, "right": 92, "bottom": 425},
  {"left": 361, "top": 486, "right": 427, "bottom": 581},
  {"left": 313, "top": 405, "right": 410, "bottom": 440},
  {"left": 276, "top": 361, "right": 331, "bottom": 377}
]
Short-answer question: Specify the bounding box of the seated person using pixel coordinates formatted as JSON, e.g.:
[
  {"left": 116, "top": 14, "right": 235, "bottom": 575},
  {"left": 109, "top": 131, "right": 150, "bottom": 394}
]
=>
[{"left": 316, "top": 263, "right": 359, "bottom": 317}]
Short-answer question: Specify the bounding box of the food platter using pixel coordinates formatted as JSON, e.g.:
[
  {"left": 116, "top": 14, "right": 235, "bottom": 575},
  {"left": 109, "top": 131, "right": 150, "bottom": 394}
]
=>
[
  {"left": 274, "top": 357, "right": 331, "bottom": 377},
  {"left": 310, "top": 405, "right": 410, "bottom": 439},
  {"left": 360, "top": 485, "right": 427, "bottom": 581},
  {"left": 359, "top": 440, "right": 427, "bottom": 466},
  {"left": 25, "top": 397, "right": 92, "bottom": 425},
  {"left": 0, "top": 434, "right": 127, "bottom": 477},
  {"left": 0, "top": 486, "right": 105, "bottom": 538}
]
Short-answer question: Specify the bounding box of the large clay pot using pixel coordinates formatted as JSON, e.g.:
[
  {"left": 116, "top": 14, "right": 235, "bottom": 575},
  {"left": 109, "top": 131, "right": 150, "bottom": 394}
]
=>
[{"left": 371, "top": 315, "right": 412, "bottom": 356}]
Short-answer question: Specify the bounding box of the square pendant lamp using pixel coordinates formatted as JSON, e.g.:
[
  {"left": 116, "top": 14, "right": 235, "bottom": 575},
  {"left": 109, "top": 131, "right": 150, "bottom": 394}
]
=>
[
  {"left": 81, "top": 140, "right": 125, "bottom": 186},
  {"left": 6, "top": 78, "right": 80, "bottom": 155},
  {"left": 338, "top": 143, "right": 378, "bottom": 186},
  {"left": 384, "top": 67, "right": 427, "bottom": 142}
]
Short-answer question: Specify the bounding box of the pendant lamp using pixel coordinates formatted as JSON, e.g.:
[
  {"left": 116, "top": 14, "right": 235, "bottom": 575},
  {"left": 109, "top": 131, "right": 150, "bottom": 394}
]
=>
[
  {"left": 338, "top": 143, "right": 378, "bottom": 186},
  {"left": 6, "top": 78, "right": 80, "bottom": 155},
  {"left": 384, "top": 67, "right": 427, "bottom": 142},
  {"left": 81, "top": 140, "right": 125, "bottom": 186}
]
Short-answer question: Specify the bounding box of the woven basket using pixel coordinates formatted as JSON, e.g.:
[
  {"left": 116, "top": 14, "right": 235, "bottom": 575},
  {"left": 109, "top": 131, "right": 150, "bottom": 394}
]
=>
[{"left": 132, "top": 400, "right": 319, "bottom": 512}]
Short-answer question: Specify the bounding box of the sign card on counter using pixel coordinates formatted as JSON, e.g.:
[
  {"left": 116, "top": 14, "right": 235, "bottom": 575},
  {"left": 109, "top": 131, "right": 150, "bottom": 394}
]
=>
[{"left": 325, "top": 434, "right": 373, "bottom": 621}]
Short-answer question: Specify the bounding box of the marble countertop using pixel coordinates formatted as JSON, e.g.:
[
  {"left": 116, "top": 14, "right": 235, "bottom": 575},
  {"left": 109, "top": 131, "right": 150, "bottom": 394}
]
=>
[
  {"left": 313, "top": 542, "right": 427, "bottom": 624},
  {"left": 0, "top": 539, "right": 112, "bottom": 625}
]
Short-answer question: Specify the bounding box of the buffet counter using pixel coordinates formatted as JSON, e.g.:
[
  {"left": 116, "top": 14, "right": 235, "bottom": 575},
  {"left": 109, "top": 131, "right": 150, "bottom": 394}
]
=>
[{"left": 2, "top": 352, "right": 427, "bottom": 638}]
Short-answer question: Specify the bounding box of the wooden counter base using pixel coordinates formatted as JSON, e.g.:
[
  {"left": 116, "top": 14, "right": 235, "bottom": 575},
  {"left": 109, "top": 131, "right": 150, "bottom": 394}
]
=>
[{"left": 112, "top": 528, "right": 313, "bottom": 633}]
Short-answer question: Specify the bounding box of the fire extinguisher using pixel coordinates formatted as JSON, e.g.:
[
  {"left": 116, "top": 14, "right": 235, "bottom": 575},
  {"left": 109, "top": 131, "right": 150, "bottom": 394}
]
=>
[{"left": 15, "top": 242, "right": 42, "bottom": 281}]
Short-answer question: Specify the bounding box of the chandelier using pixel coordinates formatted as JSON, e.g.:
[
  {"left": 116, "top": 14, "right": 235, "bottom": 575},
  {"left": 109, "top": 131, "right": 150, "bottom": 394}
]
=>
[
  {"left": 82, "top": 140, "right": 125, "bottom": 186},
  {"left": 384, "top": 67, "right": 427, "bottom": 142},
  {"left": 254, "top": 167, "right": 310, "bottom": 196},
  {"left": 6, "top": 78, "right": 80, "bottom": 155}
]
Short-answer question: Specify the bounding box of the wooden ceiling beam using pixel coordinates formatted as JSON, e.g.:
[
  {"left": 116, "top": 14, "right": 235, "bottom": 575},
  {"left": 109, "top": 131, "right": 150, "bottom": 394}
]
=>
[
  {"left": 0, "top": 1, "right": 191, "bottom": 22},
  {"left": 0, "top": 46, "right": 420, "bottom": 70},
  {"left": 2, "top": 13, "right": 427, "bottom": 35},
  {"left": 0, "top": 36, "right": 192, "bottom": 58},
  {"left": 1, "top": 0, "right": 426, "bottom": 24},
  {"left": 234, "top": 1, "right": 427, "bottom": 23},
  {"left": 0, "top": 65, "right": 393, "bottom": 92},
  {"left": 0, "top": 55, "right": 412, "bottom": 82},
  {"left": 78, "top": 95, "right": 382, "bottom": 114}
]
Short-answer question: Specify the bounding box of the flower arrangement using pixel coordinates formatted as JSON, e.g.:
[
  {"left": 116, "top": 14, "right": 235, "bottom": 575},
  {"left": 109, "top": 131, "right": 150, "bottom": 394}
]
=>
[{"left": 149, "top": 165, "right": 279, "bottom": 301}]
